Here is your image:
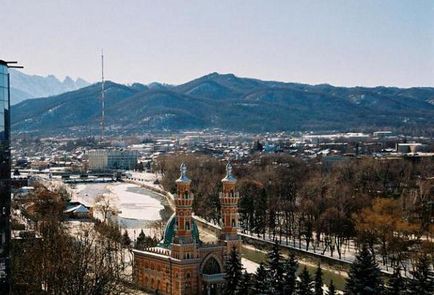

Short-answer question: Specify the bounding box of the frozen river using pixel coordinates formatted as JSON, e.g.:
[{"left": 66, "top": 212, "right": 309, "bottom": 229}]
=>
[
  {"left": 110, "top": 184, "right": 164, "bottom": 221},
  {"left": 71, "top": 182, "right": 169, "bottom": 235},
  {"left": 71, "top": 182, "right": 262, "bottom": 275}
]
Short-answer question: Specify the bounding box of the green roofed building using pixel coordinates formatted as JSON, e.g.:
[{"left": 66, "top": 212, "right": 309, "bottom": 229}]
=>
[{"left": 133, "top": 162, "right": 242, "bottom": 295}]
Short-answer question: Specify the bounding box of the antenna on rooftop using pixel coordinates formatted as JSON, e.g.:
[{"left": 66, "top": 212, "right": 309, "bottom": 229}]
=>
[{"left": 100, "top": 49, "right": 105, "bottom": 140}]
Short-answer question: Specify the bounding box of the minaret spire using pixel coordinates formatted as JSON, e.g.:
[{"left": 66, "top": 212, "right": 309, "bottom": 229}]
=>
[
  {"left": 176, "top": 162, "right": 190, "bottom": 184},
  {"left": 219, "top": 160, "right": 241, "bottom": 252},
  {"left": 173, "top": 163, "right": 195, "bottom": 245},
  {"left": 222, "top": 160, "right": 236, "bottom": 183}
]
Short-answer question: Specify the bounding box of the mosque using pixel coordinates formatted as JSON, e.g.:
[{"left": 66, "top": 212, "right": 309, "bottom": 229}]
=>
[{"left": 133, "top": 162, "right": 241, "bottom": 295}]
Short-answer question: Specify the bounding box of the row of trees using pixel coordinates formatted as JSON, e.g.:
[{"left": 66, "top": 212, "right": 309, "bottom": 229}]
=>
[
  {"left": 346, "top": 245, "right": 434, "bottom": 294},
  {"left": 224, "top": 242, "right": 434, "bottom": 295},
  {"left": 223, "top": 243, "right": 332, "bottom": 295},
  {"left": 121, "top": 229, "right": 159, "bottom": 250},
  {"left": 156, "top": 154, "right": 434, "bottom": 271}
]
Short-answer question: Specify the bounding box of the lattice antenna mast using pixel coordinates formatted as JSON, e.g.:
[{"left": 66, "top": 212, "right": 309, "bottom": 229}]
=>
[{"left": 100, "top": 49, "right": 105, "bottom": 140}]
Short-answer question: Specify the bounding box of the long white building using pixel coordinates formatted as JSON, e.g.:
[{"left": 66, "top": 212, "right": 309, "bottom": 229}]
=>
[{"left": 88, "top": 149, "right": 138, "bottom": 171}]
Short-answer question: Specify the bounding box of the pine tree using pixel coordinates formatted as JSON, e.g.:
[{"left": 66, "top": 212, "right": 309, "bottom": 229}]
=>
[
  {"left": 407, "top": 254, "right": 434, "bottom": 295},
  {"left": 224, "top": 247, "right": 243, "bottom": 295},
  {"left": 326, "top": 280, "right": 336, "bottom": 295},
  {"left": 345, "top": 245, "right": 384, "bottom": 295},
  {"left": 297, "top": 266, "right": 313, "bottom": 295},
  {"left": 122, "top": 230, "right": 131, "bottom": 247},
  {"left": 267, "top": 240, "right": 284, "bottom": 294},
  {"left": 385, "top": 266, "right": 406, "bottom": 295},
  {"left": 237, "top": 270, "right": 251, "bottom": 295},
  {"left": 283, "top": 254, "right": 298, "bottom": 295},
  {"left": 314, "top": 264, "right": 324, "bottom": 295},
  {"left": 135, "top": 229, "right": 146, "bottom": 249},
  {"left": 254, "top": 263, "right": 270, "bottom": 295}
]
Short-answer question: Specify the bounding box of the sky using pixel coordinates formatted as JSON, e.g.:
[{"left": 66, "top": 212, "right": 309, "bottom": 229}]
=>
[{"left": 1, "top": 0, "right": 433, "bottom": 87}]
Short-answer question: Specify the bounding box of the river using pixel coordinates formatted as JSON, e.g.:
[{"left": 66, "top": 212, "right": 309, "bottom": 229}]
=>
[
  {"left": 70, "top": 182, "right": 171, "bottom": 238},
  {"left": 69, "top": 182, "right": 284, "bottom": 276}
]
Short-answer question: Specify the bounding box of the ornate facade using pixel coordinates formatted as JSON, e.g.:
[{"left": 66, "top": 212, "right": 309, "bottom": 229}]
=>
[{"left": 133, "top": 162, "right": 241, "bottom": 295}]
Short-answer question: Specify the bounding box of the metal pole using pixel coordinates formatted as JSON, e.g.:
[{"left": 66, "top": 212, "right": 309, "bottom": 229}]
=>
[{"left": 100, "top": 50, "right": 105, "bottom": 140}]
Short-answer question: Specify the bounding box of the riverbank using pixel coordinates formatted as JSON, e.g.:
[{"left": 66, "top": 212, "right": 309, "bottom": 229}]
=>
[{"left": 70, "top": 182, "right": 171, "bottom": 238}]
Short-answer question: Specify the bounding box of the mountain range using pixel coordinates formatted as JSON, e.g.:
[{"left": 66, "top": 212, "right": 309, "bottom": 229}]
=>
[
  {"left": 9, "top": 69, "right": 89, "bottom": 105},
  {"left": 11, "top": 73, "right": 434, "bottom": 135}
]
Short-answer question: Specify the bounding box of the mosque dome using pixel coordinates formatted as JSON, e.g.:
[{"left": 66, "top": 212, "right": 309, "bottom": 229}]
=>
[{"left": 158, "top": 213, "right": 201, "bottom": 248}]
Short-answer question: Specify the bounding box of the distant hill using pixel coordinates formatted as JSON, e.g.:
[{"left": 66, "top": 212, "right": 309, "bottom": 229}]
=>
[
  {"left": 9, "top": 69, "right": 90, "bottom": 105},
  {"left": 11, "top": 73, "right": 434, "bottom": 135}
]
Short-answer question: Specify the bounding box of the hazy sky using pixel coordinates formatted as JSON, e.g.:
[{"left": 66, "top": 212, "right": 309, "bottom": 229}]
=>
[{"left": 1, "top": 0, "right": 433, "bottom": 87}]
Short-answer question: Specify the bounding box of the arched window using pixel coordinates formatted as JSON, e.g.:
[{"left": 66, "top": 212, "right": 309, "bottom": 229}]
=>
[
  {"left": 185, "top": 221, "right": 190, "bottom": 230},
  {"left": 232, "top": 219, "right": 236, "bottom": 227},
  {"left": 184, "top": 191, "right": 189, "bottom": 199},
  {"left": 202, "top": 257, "right": 222, "bottom": 275}
]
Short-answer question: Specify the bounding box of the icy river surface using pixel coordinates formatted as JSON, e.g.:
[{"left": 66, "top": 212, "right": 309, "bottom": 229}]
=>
[{"left": 71, "top": 182, "right": 166, "bottom": 232}]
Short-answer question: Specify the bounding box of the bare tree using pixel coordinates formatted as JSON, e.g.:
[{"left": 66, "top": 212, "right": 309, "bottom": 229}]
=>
[
  {"left": 94, "top": 194, "right": 117, "bottom": 223},
  {"left": 12, "top": 186, "right": 133, "bottom": 294}
]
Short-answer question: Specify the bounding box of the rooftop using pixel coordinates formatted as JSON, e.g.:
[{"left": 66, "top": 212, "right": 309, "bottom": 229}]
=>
[{"left": 158, "top": 213, "right": 201, "bottom": 248}]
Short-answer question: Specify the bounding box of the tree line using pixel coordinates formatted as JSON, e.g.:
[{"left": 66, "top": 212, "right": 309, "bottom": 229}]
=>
[
  {"left": 224, "top": 242, "right": 433, "bottom": 295},
  {"left": 156, "top": 153, "right": 433, "bottom": 278}
]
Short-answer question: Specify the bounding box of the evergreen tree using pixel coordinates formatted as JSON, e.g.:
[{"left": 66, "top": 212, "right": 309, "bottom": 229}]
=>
[
  {"left": 122, "top": 230, "right": 131, "bottom": 247},
  {"left": 135, "top": 229, "right": 146, "bottom": 250},
  {"left": 283, "top": 254, "right": 298, "bottom": 295},
  {"left": 345, "top": 245, "right": 384, "bottom": 295},
  {"left": 145, "top": 235, "right": 157, "bottom": 247},
  {"left": 385, "top": 266, "right": 406, "bottom": 295},
  {"left": 314, "top": 264, "right": 324, "bottom": 295},
  {"left": 237, "top": 270, "right": 251, "bottom": 295},
  {"left": 254, "top": 263, "right": 270, "bottom": 295},
  {"left": 267, "top": 240, "right": 284, "bottom": 294},
  {"left": 326, "top": 280, "right": 336, "bottom": 295},
  {"left": 224, "top": 247, "right": 243, "bottom": 295},
  {"left": 407, "top": 254, "right": 434, "bottom": 295},
  {"left": 297, "top": 266, "right": 313, "bottom": 295}
]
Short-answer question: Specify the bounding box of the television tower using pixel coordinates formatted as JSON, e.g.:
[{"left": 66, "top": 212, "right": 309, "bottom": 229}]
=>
[{"left": 100, "top": 49, "right": 105, "bottom": 140}]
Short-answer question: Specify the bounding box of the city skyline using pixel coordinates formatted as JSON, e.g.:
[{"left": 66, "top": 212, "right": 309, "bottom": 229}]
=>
[{"left": 1, "top": 0, "right": 433, "bottom": 87}]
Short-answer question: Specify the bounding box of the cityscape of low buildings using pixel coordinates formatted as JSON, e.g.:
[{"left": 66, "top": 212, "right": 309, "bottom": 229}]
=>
[{"left": 10, "top": 130, "right": 434, "bottom": 181}]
